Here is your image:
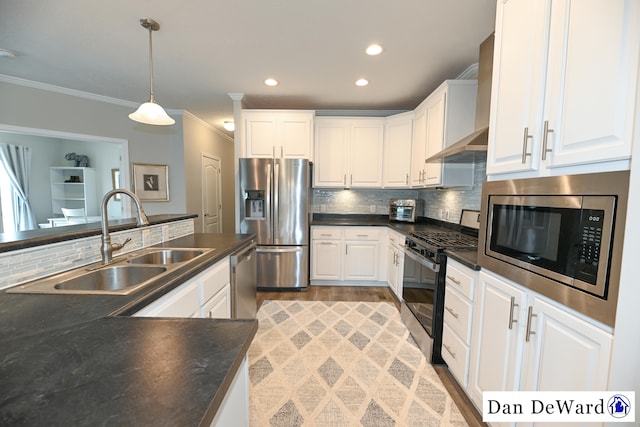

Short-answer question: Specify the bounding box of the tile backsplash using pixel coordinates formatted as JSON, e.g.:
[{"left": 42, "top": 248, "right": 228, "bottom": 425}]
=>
[
  {"left": 312, "top": 161, "right": 486, "bottom": 224},
  {"left": 0, "top": 219, "right": 194, "bottom": 290}
]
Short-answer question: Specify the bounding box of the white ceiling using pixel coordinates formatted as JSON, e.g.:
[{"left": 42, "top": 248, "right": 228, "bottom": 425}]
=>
[{"left": 0, "top": 0, "right": 496, "bottom": 136}]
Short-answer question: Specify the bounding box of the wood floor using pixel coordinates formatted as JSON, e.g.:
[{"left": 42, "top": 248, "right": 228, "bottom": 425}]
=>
[{"left": 256, "top": 285, "right": 486, "bottom": 427}]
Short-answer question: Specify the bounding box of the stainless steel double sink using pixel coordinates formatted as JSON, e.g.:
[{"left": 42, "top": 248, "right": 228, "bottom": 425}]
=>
[{"left": 7, "top": 248, "right": 214, "bottom": 296}]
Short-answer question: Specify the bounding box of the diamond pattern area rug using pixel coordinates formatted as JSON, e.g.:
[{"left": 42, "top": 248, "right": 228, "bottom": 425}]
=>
[{"left": 248, "top": 300, "right": 468, "bottom": 426}]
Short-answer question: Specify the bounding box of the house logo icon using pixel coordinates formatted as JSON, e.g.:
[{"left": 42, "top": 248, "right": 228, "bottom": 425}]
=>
[{"left": 608, "top": 394, "right": 631, "bottom": 418}]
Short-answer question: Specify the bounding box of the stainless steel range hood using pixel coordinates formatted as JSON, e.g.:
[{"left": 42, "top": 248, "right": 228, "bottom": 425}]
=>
[{"left": 426, "top": 33, "right": 494, "bottom": 163}]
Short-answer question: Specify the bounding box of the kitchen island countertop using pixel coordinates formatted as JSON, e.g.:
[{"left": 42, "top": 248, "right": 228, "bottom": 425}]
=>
[{"left": 0, "top": 232, "right": 257, "bottom": 427}]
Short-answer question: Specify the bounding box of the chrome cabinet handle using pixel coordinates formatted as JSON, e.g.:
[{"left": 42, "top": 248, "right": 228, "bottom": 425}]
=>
[
  {"left": 508, "top": 296, "right": 519, "bottom": 330},
  {"left": 446, "top": 274, "right": 461, "bottom": 285},
  {"left": 541, "top": 120, "right": 554, "bottom": 161},
  {"left": 405, "top": 173, "right": 409, "bottom": 185},
  {"left": 521, "top": 127, "right": 533, "bottom": 163},
  {"left": 444, "top": 344, "right": 456, "bottom": 359},
  {"left": 445, "top": 306, "right": 459, "bottom": 319},
  {"left": 525, "top": 306, "right": 537, "bottom": 342}
]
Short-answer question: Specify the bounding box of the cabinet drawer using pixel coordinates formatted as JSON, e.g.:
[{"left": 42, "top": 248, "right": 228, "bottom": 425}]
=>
[
  {"left": 443, "top": 285, "right": 473, "bottom": 344},
  {"left": 388, "top": 230, "right": 405, "bottom": 247},
  {"left": 199, "top": 260, "right": 230, "bottom": 303},
  {"left": 442, "top": 323, "right": 470, "bottom": 388},
  {"left": 134, "top": 282, "right": 200, "bottom": 318},
  {"left": 312, "top": 227, "right": 342, "bottom": 240},
  {"left": 445, "top": 262, "right": 475, "bottom": 300},
  {"left": 344, "top": 227, "right": 380, "bottom": 240}
]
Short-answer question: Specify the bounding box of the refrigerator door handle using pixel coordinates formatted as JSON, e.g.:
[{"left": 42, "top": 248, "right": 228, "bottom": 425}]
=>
[
  {"left": 266, "top": 162, "right": 272, "bottom": 234},
  {"left": 257, "top": 247, "right": 304, "bottom": 254},
  {"left": 273, "top": 160, "right": 280, "bottom": 238}
]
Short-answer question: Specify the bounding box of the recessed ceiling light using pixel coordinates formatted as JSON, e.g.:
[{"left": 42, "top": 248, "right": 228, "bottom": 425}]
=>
[
  {"left": 223, "top": 121, "right": 235, "bottom": 131},
  {"left": 366, "top": 44, "right": 383, "bottom": 56},
  {"left": 0, "top": 48, "right": 17, "bottom": 58},
  {"left": 264, "top": 78, "right": 279, "bottom": 86},
  {"left": 355, "top": 79, "right": 369, "bottom": 87}
]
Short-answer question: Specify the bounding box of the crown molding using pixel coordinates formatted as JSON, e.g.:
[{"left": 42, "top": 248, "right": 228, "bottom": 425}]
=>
[
  {"left": 0, "top": 74, "right": 139, "bottom": 108},
  {"left": 183, "top": 110, "right": 234, "bottom": 142}
]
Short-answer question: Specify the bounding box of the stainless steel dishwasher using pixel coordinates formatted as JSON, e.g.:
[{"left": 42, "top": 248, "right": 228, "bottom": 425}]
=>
[{"left": 230, "top": 242, "right": 257, "bottom": 319}]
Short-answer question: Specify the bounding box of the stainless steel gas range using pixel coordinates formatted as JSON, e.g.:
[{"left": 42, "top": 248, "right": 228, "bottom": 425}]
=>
[{"left": 400, "top": 212, "right": 479, "bottom": 364}]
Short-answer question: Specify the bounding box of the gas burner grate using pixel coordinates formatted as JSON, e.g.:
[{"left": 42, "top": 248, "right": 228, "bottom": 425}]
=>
[{"left": 409, "top": 231, "right": 478, "bottom": 250}]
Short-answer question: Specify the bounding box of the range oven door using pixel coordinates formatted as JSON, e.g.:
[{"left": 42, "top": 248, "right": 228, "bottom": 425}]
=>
[{"left": 401, "top": 247, "right": 446, "bottom": 364}]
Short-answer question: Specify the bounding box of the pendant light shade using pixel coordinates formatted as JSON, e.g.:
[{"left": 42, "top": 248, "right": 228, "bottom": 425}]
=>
[
  {"left": 129, "top": 18, "right": 175, "bottom": 126},
  {"left": 129, "top": 101, "right": 175, "bottom": 125}
]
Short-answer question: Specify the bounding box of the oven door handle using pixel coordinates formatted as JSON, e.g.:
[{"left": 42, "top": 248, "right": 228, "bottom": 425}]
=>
[{"left": 403, "top": 245, "right": 439, "bottom": 272}]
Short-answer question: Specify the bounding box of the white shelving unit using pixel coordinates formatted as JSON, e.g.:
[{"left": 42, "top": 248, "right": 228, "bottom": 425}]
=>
[{"left": 49, "top": 167, "right": 98, "bottom": 219}]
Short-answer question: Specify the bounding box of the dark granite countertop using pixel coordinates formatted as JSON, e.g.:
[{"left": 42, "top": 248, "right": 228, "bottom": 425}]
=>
[
  {"left": 445, "top": 249, "right": 481, "bottom": 271},
  {"left": 0, "top": 232, "right": 258, "bottom": 427}
]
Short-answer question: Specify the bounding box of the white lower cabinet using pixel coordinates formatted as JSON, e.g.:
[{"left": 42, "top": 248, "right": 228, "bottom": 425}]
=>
[
  {"left": 468, "top": 270, "right": 526, "bottom": 415},
  {"left": 386, "top": 229, "right": 404, "bottom": 300},
  {"left": 441, "top": 259, "right": 477, "bottom": 390},
  {"left": 311, "top": 227, "right": 343, "bottom": 281},
  {"left": 469, "top": 270, "right": 613, "bottom": 425},
  {"left": 519, "top": 296, "right": 614, "bottom": 395},
  {"left": 310, "top": 226, "right": 383, "bottom": 284},
  {"left": 134, "top": 257, "right": 231, "bottom": 319},
  {"left": 344, "top": 228, "right": 380, "bottom": 281},
  {"left": 210, "top": 355, "right": 249, "bottom": 427}
]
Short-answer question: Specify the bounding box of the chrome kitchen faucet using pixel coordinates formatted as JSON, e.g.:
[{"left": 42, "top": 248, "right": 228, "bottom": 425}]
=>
[{"left": 100, "top": 189, "right": 150, "bottom": 264}]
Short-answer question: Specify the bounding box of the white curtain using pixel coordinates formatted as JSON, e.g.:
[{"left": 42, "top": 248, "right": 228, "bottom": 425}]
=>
[{"left": 0, "top": 144, "right": 37, "bottom": 231}]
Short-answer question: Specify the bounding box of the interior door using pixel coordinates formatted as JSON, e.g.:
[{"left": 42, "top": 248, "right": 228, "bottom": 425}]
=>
[{"left": 202, "top": 154, "right": 222, "bottom": 233}]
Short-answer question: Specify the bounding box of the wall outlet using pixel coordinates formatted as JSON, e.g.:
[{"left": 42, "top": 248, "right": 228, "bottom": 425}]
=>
[
  {"left": 441, "top": 209, "right": 450, "bottom": 220},
  {"left": 320, "top": 204, "right": 326, "bottom": 213},
  {"left": 370, "top": 205, "right": 376, "bottom": 213}
]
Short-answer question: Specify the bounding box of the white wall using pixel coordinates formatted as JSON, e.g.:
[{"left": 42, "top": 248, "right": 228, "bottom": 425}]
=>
[{"left": 0, "top": 80, "right": 187, "bottom": 216}]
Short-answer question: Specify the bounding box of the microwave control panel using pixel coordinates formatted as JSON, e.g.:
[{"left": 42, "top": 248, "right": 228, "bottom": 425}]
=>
[{"left": 576, "top": 209, "right": 605, "bottom": 285}]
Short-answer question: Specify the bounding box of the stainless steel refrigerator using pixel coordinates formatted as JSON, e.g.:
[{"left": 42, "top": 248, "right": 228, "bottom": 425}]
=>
[{"left": 238, "top": 158, "right": 310, "bottom": 290}]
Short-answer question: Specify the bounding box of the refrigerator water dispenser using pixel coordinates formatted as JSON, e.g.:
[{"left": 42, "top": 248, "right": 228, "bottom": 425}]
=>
[{"left": 244, "top": 190, "right": 265, "bottom": 219}]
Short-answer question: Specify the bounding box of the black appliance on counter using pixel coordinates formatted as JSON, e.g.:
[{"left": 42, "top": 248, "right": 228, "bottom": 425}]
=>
[{"left": 401, "top": 210, "right": 479, "bottom": 364}]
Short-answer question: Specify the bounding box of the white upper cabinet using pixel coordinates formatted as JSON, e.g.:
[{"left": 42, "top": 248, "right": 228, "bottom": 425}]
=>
[
  {"left": 488, "top": 0, "right": 640, "bottom": 177},
  {"left": 314, "top": 117, "right": 384, "bottom": 188},
  {"left": 242, "top": 110, "right": 314, "bottom": 159},
  {"left": 414, "top": 80, "right": 477, "bottom": 188},
  {"left": 411, "top": 104, "right": 428, "bottom": 186},
  {"left": 383, "top": 111, "right": 413, "bottom": 188}
]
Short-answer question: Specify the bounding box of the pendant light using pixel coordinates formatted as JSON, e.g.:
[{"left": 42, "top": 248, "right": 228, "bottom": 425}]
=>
[{"left": 129, "top": 18, "right": 175, "bottom": 126}]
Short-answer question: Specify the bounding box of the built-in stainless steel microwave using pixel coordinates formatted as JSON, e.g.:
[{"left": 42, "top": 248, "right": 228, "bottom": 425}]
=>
[{"left": 478, "top": 171, "right": 630, "bottom": 327}]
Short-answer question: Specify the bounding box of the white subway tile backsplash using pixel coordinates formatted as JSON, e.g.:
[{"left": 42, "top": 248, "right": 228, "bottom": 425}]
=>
[{"left": 0, "top": 219, "right": 195, "bottom": 290}]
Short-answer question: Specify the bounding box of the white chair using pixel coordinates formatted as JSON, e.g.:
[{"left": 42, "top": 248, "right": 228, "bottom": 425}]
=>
[{"left": 61, "top": 208, "right": 87, "bottom": 224}]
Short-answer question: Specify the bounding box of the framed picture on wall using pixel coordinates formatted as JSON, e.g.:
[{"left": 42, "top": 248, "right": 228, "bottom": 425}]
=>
[{"left": 132, "top": 163, "right": 169, "bottom": 201}]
